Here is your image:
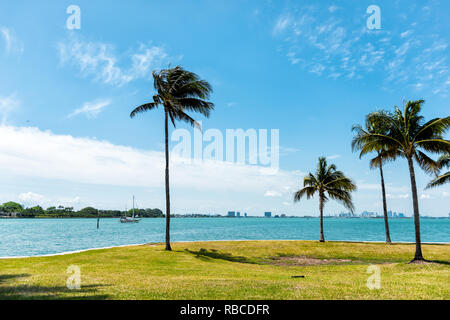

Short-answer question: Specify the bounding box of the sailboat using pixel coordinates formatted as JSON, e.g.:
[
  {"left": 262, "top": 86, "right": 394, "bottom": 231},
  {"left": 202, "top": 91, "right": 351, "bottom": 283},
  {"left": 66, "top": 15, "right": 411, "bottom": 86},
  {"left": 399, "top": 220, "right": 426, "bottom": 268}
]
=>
[{"left": 120, "top": 196, "right": 141, "bottom": 223}]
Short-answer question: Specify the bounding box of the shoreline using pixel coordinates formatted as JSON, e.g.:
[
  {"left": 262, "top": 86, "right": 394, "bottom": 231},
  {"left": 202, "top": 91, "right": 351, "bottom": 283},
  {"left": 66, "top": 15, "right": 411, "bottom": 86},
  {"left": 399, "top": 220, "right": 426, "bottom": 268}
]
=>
[{"left": 1, "top": 239, "right": 449, "bottom": 260}]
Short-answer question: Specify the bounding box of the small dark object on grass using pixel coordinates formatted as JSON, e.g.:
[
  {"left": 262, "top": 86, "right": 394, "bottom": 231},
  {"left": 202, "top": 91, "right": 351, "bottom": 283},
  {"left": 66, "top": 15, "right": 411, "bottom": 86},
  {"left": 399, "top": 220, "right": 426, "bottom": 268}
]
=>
[{"left": 291, "top": 275, "right": 305, "bottom": 278}]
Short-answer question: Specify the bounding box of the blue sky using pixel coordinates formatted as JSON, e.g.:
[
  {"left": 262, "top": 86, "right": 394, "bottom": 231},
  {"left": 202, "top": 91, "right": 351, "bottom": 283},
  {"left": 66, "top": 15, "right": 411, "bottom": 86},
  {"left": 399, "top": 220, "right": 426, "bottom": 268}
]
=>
[{"left": 0, "top": 0, "right": 449, "bottom": 216}]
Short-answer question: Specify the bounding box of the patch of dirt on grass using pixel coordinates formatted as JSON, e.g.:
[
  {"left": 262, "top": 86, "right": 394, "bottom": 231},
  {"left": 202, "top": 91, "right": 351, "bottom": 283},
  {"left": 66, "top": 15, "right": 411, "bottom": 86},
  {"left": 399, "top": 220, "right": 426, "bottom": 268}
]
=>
[{"left": 267, "top": 255, "right": 358, "bottom": 266}]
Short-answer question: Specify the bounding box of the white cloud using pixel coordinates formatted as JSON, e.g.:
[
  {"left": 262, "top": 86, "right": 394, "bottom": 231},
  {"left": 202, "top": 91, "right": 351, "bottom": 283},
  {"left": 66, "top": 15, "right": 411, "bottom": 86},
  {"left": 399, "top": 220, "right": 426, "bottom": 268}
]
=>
[
  {"left": 387, "top": 193, "right": 409, "bottom": 199},
  {"left": 327, "top": 154, "right": 341, "bottom": 160},
  {"left": 58, "top": 36, "right": 170, "bottom": 87},
  {"left": 271, "top": 5, "right": 450, "bottom": 95},
  {"left": 400, "top": 30, "right": 412, "bottom": 38},
  {"left": 264, "top": 190, "right": 282, "bottom": 197},
  {"left": 420, "top": 193, "right": 431, "bottom": 200},
  {"left": 130, "top": 44, "right": 168, "bottom": 79},
  {"left": 0, "top": 126, "right": 303, "bottom": 194},
  {"left": 328, "top": 5, "right": 339, "bottom": 13},
  {"left": 273, "top": 15, "right": 291, "bottom": 34},
  {"left": 68, "top": 99, "right": 111, "bottom": 119},
  {"left": 0, "top": 93, "right": 20, "bottom": 124},
  {"left": 0, "top": 27, "right": 23, "bottom": 55},
  {"left": 18, "top": 192, "right": 46, "bottom": 204},
  {"left": 17, "top": 192, "right": 81, "bottom": 208}
]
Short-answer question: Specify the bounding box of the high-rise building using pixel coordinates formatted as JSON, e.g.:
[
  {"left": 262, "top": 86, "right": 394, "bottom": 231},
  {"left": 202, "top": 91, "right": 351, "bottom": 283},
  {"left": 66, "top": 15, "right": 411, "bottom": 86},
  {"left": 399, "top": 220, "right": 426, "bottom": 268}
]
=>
[
  {"left": 227, "top": 211, "right": 236, "bottom": 217},
  {"left": 237, "top": 212, "right": 241, "bottom": 217},
  {"left": 264, "top": 212, "right": 272, "bottom": 218}
]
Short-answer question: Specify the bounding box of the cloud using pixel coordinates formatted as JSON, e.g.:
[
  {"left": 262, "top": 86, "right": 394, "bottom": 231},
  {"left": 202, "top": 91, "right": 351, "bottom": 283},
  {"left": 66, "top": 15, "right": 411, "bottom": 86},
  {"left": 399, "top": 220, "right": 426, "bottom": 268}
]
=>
[
  {"left": 264, "top": 190, "right": 283, "bottom": 197},
  {"left": 17, "top": 192, "right": 81, "bottom": 208},
  {"left": 327, "top": 154, "right": 341, "bottom": 160},
  {"left": 328, "top": 5, "right": 339, "bottom": 13},
  {"left": 68, "top": 99, "right": 111, "bottom": 119},
  {"left": 386, "top": 193, "right": 409, "bottom": 199},
  {"left": 129, "top": 44, "right": 168, "bottom": 79},
  {"left": 18, "top": 192, "right": 46, "bottom": 204},
  {"left": 400, "top": 30, "right": 412, "bottom": 38},
  {"left": 273, "top": 15, "right": 291, "bottom": 34},
  {"left": 271, "top": 4, "right": 450, "bottom": 95},
  {"left": 0, "top": 93, "right": 20, "bottom": 124},
  {"left": 0, "top": 27, "right": 23, "bottom": 55},
  {"left": 0, "top": 126, "right": 303, "bottom": 194},
  {"left": 420, "top": 193, "right": 431, "bottom": 200},
  {"left": 58, "top": 36, "right": 171, "bottom": 87}
]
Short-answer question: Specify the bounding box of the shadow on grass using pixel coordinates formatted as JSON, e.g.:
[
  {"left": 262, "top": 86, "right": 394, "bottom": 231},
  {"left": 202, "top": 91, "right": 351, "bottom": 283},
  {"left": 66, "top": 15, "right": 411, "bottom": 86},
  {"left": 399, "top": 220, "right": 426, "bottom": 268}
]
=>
[
  {"left": 409, "top": 259, "right": 450, "bottom": 266},
  {"left": 0, "top": 274, "right": 30, "bottom": 283},
  {"left": 0, "top": 274, "right": 110, "bottom": 300},
  {"left": 430, "top": 260, "right": 450, "bottom": 265},
  {"left": 184, "top": 248, "right": 256, "bottom": 264}
]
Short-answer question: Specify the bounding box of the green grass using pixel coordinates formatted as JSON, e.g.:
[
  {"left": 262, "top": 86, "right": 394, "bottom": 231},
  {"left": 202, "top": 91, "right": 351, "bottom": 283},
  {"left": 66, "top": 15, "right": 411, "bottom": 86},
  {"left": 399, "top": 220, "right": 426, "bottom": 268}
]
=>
[{"left": 0, "top": 240, "right": 448, "bottom": 300}]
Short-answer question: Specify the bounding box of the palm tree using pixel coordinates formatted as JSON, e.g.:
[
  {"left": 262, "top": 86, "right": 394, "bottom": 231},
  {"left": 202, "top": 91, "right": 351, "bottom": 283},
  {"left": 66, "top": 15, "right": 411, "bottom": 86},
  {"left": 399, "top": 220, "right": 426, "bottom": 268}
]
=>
[
  {"left": 354, "top": 100, "right": 449, "bottom": 262},
  {"left": 130, "top": 66, "right": 214, "bottom": 251},
  {"left": 352, "top": 112, "right": 392, "bottom": 244},
  {"left": 426, "top": 154, "right": 449, "bottom": 189},
  {"left": 294, "top": 157, "right": 357, "bottom": 242}
]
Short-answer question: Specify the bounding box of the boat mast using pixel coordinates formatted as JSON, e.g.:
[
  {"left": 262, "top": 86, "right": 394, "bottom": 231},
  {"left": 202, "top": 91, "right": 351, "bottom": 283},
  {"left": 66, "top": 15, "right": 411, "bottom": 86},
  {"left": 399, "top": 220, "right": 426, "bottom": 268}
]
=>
[{"left": 132, "top": 196, "right": 135, "bottom": 218}]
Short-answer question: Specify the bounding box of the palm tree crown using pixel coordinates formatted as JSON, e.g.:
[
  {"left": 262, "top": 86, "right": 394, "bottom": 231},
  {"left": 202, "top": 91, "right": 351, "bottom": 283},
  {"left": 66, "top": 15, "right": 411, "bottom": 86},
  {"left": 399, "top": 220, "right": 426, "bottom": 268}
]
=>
[
  {"left": 131, "top": 66, "right": 214, "bottom": 127},
  {"left": 295, "top": 157, "right": 356, "bottom": 211},
  {"left": 352, "top": 100, "right": 449, "bottom": 171}
]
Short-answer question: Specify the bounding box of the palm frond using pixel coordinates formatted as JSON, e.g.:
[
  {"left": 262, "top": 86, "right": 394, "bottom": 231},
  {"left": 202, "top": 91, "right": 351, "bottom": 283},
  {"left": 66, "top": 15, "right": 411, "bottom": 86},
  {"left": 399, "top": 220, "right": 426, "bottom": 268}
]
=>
[
  {"left": 326, "top": 188, "right": 355, "bottom": 212},
  {"left": 414, "top": 151, "right": 440, "bottom": 174},
  {"left": 130, "top": 103, "right": 158, "bottom": 118},
  {"left": 294, "top": 186, "right": 317, "bottom": 202},
  {"left": 426, "top": 172, "right": 450, "bottom": 189}
]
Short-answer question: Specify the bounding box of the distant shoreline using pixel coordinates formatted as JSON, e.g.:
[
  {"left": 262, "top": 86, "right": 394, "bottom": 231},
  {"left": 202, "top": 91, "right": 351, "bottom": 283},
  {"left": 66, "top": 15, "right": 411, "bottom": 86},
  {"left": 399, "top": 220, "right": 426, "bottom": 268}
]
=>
[{"left": 1, "top": 216, "right": 449, "bottom": 219}]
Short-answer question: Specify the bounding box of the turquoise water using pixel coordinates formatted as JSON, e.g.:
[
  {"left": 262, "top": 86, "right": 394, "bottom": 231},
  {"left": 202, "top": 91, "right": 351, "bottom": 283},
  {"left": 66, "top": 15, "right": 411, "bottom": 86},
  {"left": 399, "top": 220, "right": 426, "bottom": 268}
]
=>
[{"left": 0, "top": 218, "right": 449, "bottom": 257}]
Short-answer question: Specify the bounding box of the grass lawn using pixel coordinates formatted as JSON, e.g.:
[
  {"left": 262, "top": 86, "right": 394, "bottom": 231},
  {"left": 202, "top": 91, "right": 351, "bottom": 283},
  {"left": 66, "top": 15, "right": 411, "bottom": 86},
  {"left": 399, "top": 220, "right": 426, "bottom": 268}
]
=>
[{"left": 0, "top": 240, "right": 448, "bottom": 300}]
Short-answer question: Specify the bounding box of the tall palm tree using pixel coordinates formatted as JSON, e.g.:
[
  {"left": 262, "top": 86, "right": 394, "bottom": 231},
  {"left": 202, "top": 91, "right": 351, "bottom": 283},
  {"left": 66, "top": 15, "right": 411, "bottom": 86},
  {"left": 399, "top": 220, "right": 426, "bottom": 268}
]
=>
[
  {"left": 354, "top": 100, "right": 449, "bottom": 262},
  {"left": 426, "top": 154, "right": 449, "bottom": 189},
  {"left": 352, "top": 112, "right": 392, "bottom": 244},
  {"left": 130, "top": 66, "right": 214, "bottom": 251},
  {"left": 294, "top": 157, "right": 357, "bottom": 242}
]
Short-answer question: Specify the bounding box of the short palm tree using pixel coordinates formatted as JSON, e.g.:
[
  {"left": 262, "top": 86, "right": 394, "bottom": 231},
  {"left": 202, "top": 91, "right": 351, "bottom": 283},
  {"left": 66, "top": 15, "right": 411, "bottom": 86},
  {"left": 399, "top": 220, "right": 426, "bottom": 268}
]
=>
[
  {"left": 294, "top": 157, "right": 357, "bottom": 242},
  {"left": 352, "top": 112, "right": 392, "bottom": 244},
  {"left": 426, "top": 154, "right": 449, "bottom": 189},
  {"left": 130, "top": 66, "right": 214, "bottom": 251},
  {"left": 354, "top": 100, "right": 449, "bottom": 262}
]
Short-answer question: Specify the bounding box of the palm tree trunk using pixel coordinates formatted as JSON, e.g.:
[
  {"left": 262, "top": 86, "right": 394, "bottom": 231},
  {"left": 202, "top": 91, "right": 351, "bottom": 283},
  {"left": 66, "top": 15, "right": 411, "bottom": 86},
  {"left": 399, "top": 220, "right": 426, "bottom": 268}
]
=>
[
  {"left": 407, "top": 156, "right": 423, "bottom": 261},
  {"left": 164, "top": 110, "right": 172, "bottom": 251},
  {"left": 319, "top": 193, "right": 325, "bottom": 242},
  {"left": 379, "top": 161, "right": 392, "bottom": 244}
]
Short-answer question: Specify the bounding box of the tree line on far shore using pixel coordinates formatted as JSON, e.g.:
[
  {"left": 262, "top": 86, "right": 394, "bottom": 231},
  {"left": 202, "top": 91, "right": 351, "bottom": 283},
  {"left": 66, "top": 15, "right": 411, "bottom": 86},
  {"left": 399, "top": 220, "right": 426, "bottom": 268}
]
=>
[{"left": 0, "top": 201, "right": 163, "bottom": 218}]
